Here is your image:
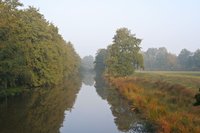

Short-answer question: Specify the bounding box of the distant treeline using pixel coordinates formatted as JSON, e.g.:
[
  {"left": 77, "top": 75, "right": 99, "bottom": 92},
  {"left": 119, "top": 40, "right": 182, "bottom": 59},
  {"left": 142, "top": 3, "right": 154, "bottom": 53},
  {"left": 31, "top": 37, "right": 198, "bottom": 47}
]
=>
[
  {"left": 143, "top": 47, "right": 200, "bottom": 71},
  {"left": 80, "top": 55, "right": 94, "bottom": 72},
  {"left": 0, "top": 0, "right": 80, "bottom": 90}
]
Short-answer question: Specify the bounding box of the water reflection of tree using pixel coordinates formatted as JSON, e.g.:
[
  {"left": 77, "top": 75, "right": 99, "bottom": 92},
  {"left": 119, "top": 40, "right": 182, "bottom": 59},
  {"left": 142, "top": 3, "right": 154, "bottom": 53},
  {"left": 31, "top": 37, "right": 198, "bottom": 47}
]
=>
[
  {"left": 0, "top": 77, "right": 81, "bottom": 133},
  {"left": 81, "top": 71, "right": 95, "bottom": 86},
  {"left": 94, "top": 76, "right": 154, "bottom": 133},
  {"left": 94, "top": 76, "right": 108, "bottom": 100}
]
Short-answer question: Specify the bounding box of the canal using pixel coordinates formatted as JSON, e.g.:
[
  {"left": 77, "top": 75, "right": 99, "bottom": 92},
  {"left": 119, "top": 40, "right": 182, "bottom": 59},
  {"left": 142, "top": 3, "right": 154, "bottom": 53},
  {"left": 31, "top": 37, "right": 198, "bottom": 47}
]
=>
[{"left": 0, "top": 75, "right": 154, "bottom": 133}]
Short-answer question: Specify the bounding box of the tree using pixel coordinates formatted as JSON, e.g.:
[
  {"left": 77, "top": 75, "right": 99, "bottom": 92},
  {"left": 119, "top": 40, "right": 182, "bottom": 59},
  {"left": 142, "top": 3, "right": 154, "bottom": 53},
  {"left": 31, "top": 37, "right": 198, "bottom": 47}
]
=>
[
  {"left": 167, "top": 53, "right": 178, "bottom": 70},
  {"left": 106, "top": 28, "right": 143, "bottom": 77},
  {"left": 193, "top": 49, "right": 200, "bottom": 70},
  {"left": 94, "top": 49, "right": 107, "bottom": 76},
  {"left": 143, "top": 48, "right": 157, "bottom": 70},
  {"left": 178, "top": 49, "right": 193, "bottom": 70},
  {"left": 143, "top": 47, "right": 178, "bottom": 71},
  {"left": 156, "top": 48, "right": 166, "bottom": 66}
]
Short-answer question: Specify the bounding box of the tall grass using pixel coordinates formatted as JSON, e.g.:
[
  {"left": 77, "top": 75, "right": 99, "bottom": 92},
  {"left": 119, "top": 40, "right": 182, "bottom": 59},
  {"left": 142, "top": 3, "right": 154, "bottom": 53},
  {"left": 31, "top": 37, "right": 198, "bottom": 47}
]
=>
[{"left": 106, "top": 72, "right": 200, "bottom": 133}]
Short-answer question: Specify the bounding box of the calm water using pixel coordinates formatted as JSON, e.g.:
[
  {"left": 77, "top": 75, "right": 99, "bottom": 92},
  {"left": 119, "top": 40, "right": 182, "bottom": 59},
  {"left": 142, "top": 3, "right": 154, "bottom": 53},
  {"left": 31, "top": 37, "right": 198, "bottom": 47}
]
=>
[{"left": 0, "top": 75, "right": 154, "bottom": 133}]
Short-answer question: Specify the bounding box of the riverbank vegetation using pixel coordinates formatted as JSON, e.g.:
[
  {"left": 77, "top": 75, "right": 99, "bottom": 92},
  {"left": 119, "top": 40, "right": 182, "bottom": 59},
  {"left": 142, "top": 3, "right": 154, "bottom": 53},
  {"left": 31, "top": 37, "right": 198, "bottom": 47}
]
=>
[
  {"left": 0, "top": 0, "right": 80, "bottom": 96},
  {"left": 107, "top": 72, "right": 200, "bottom": 132},
  {"left": 95, "top": 77, "right": 155, "bottom": 132}
]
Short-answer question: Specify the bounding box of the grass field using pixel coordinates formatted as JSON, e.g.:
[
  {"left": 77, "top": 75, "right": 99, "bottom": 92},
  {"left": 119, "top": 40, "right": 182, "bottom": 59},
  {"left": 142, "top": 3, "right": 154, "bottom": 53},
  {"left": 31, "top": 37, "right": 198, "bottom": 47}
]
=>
[
  {"left": 107, "top": 71, "right": 200, "bottom": 133},
  {"left": 135, "top": 71, "right": 200, "bottom": 91}
]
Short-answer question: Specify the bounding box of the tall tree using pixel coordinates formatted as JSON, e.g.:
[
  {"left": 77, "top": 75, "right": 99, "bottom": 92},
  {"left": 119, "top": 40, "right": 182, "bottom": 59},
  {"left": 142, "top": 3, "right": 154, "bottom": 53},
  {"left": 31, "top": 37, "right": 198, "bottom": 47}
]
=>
[{"left": 106, "top": 28, "right": 143, "bottom": 77}]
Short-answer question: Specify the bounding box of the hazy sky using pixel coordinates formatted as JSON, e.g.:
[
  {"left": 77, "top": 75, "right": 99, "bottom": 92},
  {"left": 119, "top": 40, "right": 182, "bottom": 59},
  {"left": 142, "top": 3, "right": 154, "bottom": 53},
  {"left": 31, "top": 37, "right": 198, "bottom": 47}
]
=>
[{"left": 20, "top": 0, "right": 200, "bottom": 57}]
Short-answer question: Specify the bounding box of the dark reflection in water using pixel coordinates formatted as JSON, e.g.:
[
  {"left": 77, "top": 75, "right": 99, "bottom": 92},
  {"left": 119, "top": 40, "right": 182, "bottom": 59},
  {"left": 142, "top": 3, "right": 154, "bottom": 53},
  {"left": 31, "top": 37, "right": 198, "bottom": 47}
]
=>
[
  {"left": 0, "top": 77, "right": 81, "bottom": 133},
  {"left": 0, "top": 73, "right": 154, "bottom": 133},
  {"left": 95, "top": 76, "right": 155, "bottom": 133}
]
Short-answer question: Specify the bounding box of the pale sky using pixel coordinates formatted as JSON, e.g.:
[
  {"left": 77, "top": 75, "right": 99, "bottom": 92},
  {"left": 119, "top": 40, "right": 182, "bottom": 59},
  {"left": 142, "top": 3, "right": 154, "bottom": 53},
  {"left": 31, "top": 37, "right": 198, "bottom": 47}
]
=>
[{"left": 20, "top": 0, "right": 200, "bottom": 57}]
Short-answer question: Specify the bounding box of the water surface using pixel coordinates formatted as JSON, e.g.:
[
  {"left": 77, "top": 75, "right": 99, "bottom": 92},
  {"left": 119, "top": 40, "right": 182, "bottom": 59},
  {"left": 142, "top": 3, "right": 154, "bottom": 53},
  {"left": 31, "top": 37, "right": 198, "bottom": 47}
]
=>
[
  {"left": 0, "top": 75, "right": 154, "bottom": 133},
  {"left": 60, "top": 76, "right": 154, "bottom": 133}
]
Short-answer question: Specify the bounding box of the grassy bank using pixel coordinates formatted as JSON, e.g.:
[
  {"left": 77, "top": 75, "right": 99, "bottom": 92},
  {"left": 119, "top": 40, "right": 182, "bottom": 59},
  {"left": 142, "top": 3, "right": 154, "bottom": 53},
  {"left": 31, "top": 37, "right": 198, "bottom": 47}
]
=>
[
  {"left": 106, "top": 71, "right": 200, "bottom": 133},
  {"left": 135, "top": 71, "right": 200, "bottom": 90}
]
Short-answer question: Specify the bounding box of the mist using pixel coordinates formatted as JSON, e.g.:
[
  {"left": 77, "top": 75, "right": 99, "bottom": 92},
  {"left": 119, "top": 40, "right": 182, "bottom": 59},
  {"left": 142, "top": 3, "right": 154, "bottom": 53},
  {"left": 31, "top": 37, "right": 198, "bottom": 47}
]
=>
[{"left": 21, "top": 0, "right": 200, "bottom": 57}]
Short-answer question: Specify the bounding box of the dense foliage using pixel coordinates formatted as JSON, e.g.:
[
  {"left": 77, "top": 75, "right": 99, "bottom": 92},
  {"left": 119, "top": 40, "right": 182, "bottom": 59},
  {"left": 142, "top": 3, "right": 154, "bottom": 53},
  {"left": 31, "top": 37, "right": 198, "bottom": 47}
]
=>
[
  {"left": 106, "top": 28, "right": 143, "bottom": 76},
  {"left": 143, "top": 47, "right": 200, "bottom": 71},
  {"left": 94, "top": 28, "right": 143, "bottom": 77},
  {"left": 0, "top": 0, "right": 80, "bottom": 90}
]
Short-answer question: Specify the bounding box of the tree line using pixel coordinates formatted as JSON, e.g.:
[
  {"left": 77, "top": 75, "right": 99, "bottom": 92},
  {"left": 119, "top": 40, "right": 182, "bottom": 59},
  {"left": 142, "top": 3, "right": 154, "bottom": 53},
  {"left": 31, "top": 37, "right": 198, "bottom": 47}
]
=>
[
  {"left": 80, "top": 55, "right": 94, "bottom": 73},
  {"left": 94, "top": 27, "right": 200, "bottom": 76},
  {"left": 143, "top": 47, "right": 200, "bottom": 71},
  {"left": 0, "top": 0, "right": 80, "bottom": 91}
]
